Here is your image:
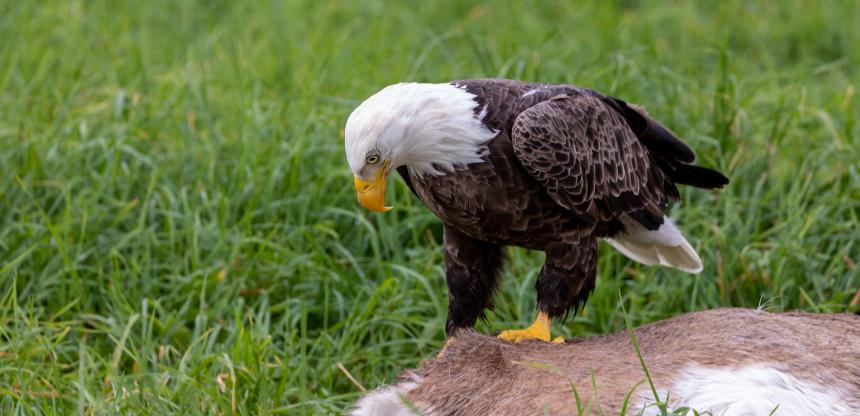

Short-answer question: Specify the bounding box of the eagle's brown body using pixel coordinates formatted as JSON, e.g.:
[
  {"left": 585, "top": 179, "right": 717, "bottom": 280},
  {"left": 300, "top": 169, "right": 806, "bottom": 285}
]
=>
[{"left": 395, "top": 79, "right": 728, "bottom": 334}]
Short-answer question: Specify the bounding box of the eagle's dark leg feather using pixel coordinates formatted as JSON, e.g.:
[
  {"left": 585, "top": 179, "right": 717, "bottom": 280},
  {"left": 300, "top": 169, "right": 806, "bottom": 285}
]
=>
[
  {"left": 536, "top": 237, "right": 597, "bottom": 319},
  {"left": 443, "top": 225, "right": 505, "bottom": 336}
]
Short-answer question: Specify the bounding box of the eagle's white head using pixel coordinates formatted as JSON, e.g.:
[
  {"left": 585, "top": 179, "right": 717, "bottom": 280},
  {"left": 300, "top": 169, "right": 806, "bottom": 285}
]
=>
[{"left": 344, "top": 82, "right": 496, "bottom": 212}]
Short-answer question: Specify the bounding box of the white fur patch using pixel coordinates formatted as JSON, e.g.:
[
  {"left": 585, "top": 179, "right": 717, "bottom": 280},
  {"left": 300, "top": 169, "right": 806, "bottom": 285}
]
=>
[
  {"left": 638, "top": 365, "right": 858, "bottom": 416},
  {"left": 345, "top": 83, "right": 497, "bottom": 178},
  {"left": 350, "top": 381, "right": 421, "bottom": 416}
]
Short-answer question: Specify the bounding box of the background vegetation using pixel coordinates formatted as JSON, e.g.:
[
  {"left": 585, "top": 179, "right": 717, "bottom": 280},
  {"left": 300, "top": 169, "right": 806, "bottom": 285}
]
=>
[{"left": 1, "top": 0, "right": 858, "bottom": 414}]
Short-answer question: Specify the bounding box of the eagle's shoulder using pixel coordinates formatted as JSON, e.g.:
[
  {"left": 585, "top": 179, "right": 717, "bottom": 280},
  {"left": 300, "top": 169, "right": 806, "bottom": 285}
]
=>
[{"left": 450, "top": 79, "right": 586, "bottom": 131}]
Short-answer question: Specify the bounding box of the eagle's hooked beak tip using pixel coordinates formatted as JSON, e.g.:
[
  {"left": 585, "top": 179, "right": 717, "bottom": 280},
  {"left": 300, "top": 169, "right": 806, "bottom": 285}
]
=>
[{"left": 354, "top": 169, "right": 392, "bottom": 213}]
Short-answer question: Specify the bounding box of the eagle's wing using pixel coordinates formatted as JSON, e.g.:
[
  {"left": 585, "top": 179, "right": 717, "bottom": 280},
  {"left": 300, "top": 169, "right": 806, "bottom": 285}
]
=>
[{"left": 511, "top": 93, "right": 667, "bottom": 226}]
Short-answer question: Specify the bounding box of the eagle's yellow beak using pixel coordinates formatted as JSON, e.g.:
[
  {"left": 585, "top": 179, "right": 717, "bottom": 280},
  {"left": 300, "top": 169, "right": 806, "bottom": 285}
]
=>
[{"left": 354, "top": 162, "right": 392, "bottom": 212}]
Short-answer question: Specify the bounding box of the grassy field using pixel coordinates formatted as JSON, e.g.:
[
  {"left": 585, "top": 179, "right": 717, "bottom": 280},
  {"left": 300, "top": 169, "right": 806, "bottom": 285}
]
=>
[{"left": 1, "top": 0, "right": 858, "bottom": 414}]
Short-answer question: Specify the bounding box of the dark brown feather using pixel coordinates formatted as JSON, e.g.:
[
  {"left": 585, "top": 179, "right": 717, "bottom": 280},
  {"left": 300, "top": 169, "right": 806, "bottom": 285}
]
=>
[
  {"left": 602, "top": 96, "right": 697, "bottom": 164},
  {"left": 512, "top": 93, "right": 666, "bottom": 225}
]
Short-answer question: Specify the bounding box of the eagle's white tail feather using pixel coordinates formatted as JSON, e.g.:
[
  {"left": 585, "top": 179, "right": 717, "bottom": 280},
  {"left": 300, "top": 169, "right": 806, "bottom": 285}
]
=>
[{"left": 607, "top": 217, "right": 703, "bottom": 273}]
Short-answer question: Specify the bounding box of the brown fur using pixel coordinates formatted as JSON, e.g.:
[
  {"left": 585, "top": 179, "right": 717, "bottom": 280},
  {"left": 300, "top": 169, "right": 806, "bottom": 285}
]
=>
[{"left": 357, "top": 308, "right": 860, "bottom": 415}]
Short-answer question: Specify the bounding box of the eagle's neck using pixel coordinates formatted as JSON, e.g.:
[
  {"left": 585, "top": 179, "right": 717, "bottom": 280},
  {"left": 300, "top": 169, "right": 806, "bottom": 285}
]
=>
[{"left": 385, "top": 83, "right": 497, "bottom": 176}]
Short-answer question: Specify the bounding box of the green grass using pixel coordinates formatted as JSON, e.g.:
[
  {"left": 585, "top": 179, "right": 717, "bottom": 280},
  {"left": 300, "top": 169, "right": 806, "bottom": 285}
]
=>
[{"left": 1, "top": 0, "right": 858, "bottom": 414}]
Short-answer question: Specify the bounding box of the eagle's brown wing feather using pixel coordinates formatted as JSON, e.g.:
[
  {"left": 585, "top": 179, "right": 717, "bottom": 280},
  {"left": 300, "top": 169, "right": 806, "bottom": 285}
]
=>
[{"left": 511, "top": 93, "right": 666, "bottom": 225}]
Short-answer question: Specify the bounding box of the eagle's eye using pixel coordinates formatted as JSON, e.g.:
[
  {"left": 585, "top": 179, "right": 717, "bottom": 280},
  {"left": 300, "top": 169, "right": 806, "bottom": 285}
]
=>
[{"left": 366, "top": 153, "right": 380, "bottom": 165}]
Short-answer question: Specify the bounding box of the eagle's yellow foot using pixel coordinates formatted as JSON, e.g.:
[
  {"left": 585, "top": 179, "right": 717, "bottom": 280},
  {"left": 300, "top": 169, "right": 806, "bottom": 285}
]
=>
[
  {"left": 498, "top": 312, "right": 565, "bottom": 343},
  {"left": 436, "top": 337, "right": 455, "bottom": 358}
]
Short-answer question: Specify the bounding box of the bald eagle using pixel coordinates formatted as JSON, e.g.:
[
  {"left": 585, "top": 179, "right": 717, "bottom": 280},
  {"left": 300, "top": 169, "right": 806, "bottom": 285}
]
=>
[{"left": 345, "top": 79, "right": 728, "bottom": 343}]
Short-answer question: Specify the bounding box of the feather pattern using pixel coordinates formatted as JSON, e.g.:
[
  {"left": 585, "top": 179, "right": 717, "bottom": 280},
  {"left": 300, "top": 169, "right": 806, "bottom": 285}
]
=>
[
  {"left": 511, "top": 93, "right": 665, "bottom": 224},
  {"left": 383, "top": 79, "right": 728, "bottom": 333}
]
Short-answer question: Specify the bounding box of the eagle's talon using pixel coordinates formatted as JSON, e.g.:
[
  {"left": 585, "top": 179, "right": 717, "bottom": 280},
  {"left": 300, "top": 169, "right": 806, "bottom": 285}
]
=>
[
  {"left": 436, "top": 337, "right": 456, "bottom": 358},
  {"left": 497, "top": 327, "right": 550, "bottom": 343},
  {"left": 497, "top": 312, "right": 561, "bottom": 343}
]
